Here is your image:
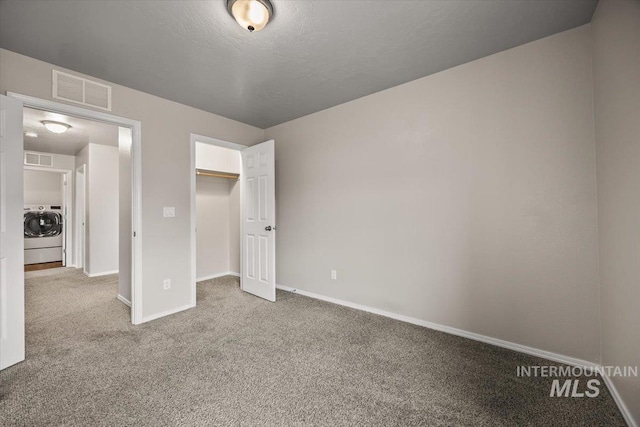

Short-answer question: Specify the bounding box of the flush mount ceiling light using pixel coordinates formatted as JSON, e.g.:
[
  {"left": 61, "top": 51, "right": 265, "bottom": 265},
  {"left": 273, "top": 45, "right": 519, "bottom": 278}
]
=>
[
  {"left": 24, "top": 131, "right": 38, "bottom": 138},
  {"left": 227, "top": 0, "right": 273, "bottom": 33},
  {"left": 41, "top": 120, "right": 71, "bottom": 134}
]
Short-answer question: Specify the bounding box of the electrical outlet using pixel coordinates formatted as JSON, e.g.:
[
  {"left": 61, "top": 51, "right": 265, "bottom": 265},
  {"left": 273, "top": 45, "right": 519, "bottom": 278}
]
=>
[
  {"left": 163, "top": 279, "right": 171, "bottom": 290},
  {"left": 331, "top": 270, "right": 337, "bottom": 280}
]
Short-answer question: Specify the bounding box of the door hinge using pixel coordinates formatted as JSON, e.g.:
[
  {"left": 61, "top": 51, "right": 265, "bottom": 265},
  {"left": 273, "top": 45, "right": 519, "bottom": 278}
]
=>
[{"left": 133, "top": 231, "right": 136, "bottom": 237}]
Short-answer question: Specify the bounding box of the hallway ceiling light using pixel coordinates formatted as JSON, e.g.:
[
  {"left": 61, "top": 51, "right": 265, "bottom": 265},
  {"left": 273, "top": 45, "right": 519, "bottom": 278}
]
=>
[
  {"left": 41, "top": 120, "right": 71, "bottom": 134},
  {"left": 25, "top": 131, "right": 38, "bottom": 138},
  {"left": 227, "top": 0, "right": 273, "bottom": 33}
]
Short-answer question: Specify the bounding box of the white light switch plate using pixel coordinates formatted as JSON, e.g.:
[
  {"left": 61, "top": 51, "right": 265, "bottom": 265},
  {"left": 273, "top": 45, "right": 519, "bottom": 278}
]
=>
[{"left": 163, "top": 207, "right": 175, "bottom": 217}]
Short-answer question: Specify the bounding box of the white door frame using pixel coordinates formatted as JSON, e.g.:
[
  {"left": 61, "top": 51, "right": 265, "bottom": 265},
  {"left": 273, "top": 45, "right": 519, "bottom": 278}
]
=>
[
  {"left": 8, "top": 92, "right": 144, "bottom": 325},
  {"left": 23, "top": 166, "right": 73, "bottom": 267},
  {"left": 189, "top": 133, "right": 247, "bottom": 307},
  {"left": 75, "top": 164, "right": 86, "bottom": 273}
]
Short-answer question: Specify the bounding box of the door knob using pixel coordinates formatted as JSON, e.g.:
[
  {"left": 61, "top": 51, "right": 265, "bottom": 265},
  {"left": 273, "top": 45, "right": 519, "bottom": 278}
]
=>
[{"left": 265, "top": 226, "right": 272, "bottom": 231}]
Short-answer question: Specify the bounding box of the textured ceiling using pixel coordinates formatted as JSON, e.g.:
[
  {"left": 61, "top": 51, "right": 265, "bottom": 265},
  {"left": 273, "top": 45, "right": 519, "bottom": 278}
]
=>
[
  {"left": 0, "top": 0, "right": 597, "bottom": 128},
  {"left": 23, "top": 107, "right": 119, "bottom": 156}
]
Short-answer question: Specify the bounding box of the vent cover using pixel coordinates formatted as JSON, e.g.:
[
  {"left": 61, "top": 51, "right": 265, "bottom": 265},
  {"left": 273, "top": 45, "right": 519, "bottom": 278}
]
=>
[
  {"left": 52, "top": 70, "right": 112, "bottom": 111},
  {"left": 24, "top": 152, "right": 53, "bottom": 167},
  {"left": 39, "top": 154, "right": 53, "bottom": 167}
]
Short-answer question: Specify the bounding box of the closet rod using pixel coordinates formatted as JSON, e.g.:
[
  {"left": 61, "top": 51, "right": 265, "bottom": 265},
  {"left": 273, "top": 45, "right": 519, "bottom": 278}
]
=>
[{"left": 195, "top": 168, "right": 239, "bottom": 180}]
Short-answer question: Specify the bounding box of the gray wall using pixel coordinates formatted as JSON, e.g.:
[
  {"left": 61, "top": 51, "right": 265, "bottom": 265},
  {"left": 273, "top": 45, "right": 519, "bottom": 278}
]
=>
[
  {"left": 0, "top": 48, "right": 264, "bottom": 319},
  {"left": 265, "top": 25, "right": 601, "bottom": 363},
  {"left": 592, "top": 1, "right": 640, "bottom": 424}
]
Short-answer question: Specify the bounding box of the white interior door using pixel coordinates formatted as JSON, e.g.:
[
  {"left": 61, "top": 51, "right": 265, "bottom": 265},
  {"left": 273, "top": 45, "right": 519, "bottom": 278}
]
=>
[
  {"left": 0, "top": 94, "right": 25, "bottom": 370},
  {"left": 241, "top": 140, "right": 276, "bottom": 302}
]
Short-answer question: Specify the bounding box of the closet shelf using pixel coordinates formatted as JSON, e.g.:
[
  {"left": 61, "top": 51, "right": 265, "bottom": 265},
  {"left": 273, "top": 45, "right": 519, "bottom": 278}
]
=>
[{"left": 196, "top": 168, "right": 239, "bottom": 180}]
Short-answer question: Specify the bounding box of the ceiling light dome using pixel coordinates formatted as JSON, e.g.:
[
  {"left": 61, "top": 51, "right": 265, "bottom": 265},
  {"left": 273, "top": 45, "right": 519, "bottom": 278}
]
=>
[
  {"left": 41, "top": 120, "right": 71, "bottom": 134},
  {"left": 227, "top": 0, "right": 273, "bottom": 33}
]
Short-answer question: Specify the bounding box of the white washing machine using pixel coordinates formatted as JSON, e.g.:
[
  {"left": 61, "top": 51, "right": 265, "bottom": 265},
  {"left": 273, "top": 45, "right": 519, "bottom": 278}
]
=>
[{"left": 24, "top": 205, "right": 64, "bottom": 265}]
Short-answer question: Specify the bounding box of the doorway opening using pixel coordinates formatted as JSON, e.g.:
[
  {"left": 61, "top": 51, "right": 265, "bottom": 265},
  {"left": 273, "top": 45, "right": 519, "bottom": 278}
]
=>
[
  {"left": 22, "top": 105, "right": 129, "bottom": 293},
  {"left": 8, "top": 91, "right": 143, "bottom": 326},
  {"left": 189, "top": 134, "right": 277, "bottom": 306},
  {"left": 23, "top": 167, "right": 71, "bottom": 272},
  {"left": 1, "top": 92, "right": 142, "bottom": 371},
  {"left": 192, "top": 136, "right": 243, "bottom": 306}
]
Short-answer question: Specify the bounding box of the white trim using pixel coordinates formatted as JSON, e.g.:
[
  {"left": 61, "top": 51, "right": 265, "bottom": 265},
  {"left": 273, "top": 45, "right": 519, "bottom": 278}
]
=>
[
  {"left": 275, "top": 284, "right": 599, "bottom": 370},
  {"left": 23, "top": 165, "right": 74, "bottom": 267},
  {"left": 142, "top": 303, "right": 193, "bottom": 323},
  {"left": 602, "top": 374, "right": 638, "bottom": 427},
  {"left": 190, "top": 136, "right": 196, "bottom": 307},
  {"left": 8, "top": 92, "right": 132, "bottom": 126},
  {"left": 190, "top": 133, "right": 247, "bottom": 309},
  {"left": 116, "top": 294, "right": 131, "bottom": 307},
  {"left": 7, "top": 91, "right": 144, "bottom": 325},
  {"left": 191, "top": 133, "right": 248, "bottom": 151},
  {"left": 130, "top": 121, "right": 143, "bottom": 325},
  {"left": 197, "top": 271, "right": 241, "bottom": 282},
  {"left": 84, "top": 270, "right": 119, "bottom": 278},
  {"left": 23, "top": 165, "right": 70, "bottom": 174},
  {"left": 75, "top": 164, "right": 86, "bottom": 272}
]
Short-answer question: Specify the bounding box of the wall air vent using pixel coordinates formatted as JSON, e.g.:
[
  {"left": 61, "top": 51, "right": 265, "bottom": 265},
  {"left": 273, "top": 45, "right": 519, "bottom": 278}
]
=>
[
  {"left": 52, "top": 70, "right": 112, "bottom": 111},
  {"left": 24, "top": 152, "right": 39, "bottom": 166},
  {"left": 38, "top": 154, "right": 53, "bottom": 167},
  {"left": 24, "top": 152, "right": 53, "bottom": 167}
]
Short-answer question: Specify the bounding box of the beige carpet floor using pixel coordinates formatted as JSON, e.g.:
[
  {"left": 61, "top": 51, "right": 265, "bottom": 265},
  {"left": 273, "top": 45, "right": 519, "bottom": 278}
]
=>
[{"left": 0, "top": 268, "right": 626, "bottom": 426}]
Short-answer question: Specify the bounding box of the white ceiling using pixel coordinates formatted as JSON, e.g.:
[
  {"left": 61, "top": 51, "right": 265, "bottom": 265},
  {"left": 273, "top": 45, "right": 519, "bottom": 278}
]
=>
[
  {"left": 0, "top": 0, "right": 598, "bottom": 128},
  {"left": 23, "top": 107, "right": 119, "bottom": 156}
]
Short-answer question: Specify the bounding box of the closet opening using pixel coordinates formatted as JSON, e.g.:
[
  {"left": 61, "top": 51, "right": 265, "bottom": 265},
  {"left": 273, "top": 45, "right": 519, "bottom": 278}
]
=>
[
  {"left": 193, "top": 138, "right": 243, "bottom": 302},
  {"left": 190, "top": 133, "right": 277, "bottom": 306}
]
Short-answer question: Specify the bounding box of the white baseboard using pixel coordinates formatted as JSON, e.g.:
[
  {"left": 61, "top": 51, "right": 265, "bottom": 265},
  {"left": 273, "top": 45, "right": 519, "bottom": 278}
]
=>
[
  {"left": 116, "top": 294, "right": 131, "bottom": 307},
  {"left": 602, "top": 374, "right": 638, "bottom": 427},
  {"left": 84, "top": 270, "right": 119, "bottom": 278},
  {"left": 141, "top": 303, "right": 194, "bottom": 323},
  {"left": 197, "top": 271, "right": 240, "bottom": 282},
  {"left": 275, "top": 284, "right": 598, "bottom": 369}
]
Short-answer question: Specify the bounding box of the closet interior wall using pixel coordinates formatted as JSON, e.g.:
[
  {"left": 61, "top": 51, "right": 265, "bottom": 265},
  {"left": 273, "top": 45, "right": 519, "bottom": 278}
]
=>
[{"left": 195, "top": 143, "right": 241, "bottom": 281}]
